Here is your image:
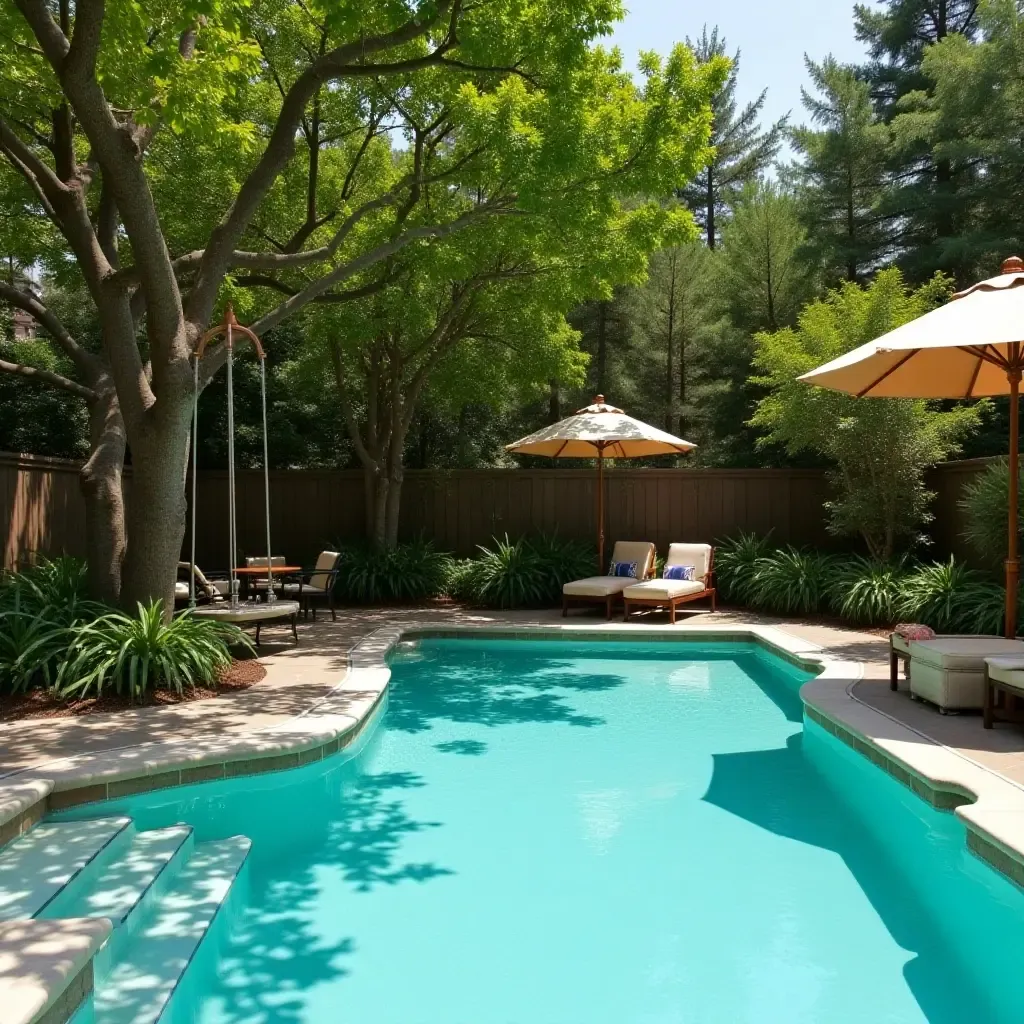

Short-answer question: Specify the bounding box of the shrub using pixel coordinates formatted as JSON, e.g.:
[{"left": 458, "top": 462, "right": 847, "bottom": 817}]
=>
[
  {"left": 827, "top": 555, "right": 909, "bottom": 626},
  {"left": 959, "top": 459, "right": 1023, "bottom": 570},
  {"left": 897, "top": 558, "right": 997, "bottom": 634},
  {"left": 57, "top": 601, "right": 249, "bottom": 702},
  {"left": 750, "top": 547, "right": 834, "bottom": 615},
  {"left": 0, "top": 557, "right": 107, "bottom": 694},
  {"left": 526, "top": 534, "right": 596, "bottom": 597},
  {"left": 459, "top": 535, "right": 549, "bottom": 608},
  {"left": 715, "top": 531, "right": 776, "bottom": 603},
  {"left": 334, "top": 539, "right": 454, "bottom": 603}
]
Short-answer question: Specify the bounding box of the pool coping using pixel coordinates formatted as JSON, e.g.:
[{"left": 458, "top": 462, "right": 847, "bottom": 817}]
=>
[{"left": 5, "top": 620, "right": 1024, "bottom": 1023}]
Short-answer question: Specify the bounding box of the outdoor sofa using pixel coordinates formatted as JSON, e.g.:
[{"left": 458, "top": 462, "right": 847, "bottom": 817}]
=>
[
  {"left": 562, "top": 541, "right": 656, "bottom": 619},
  {"left": 897, "top": 634, "right": 1024, "bottom": 712},
  {"left": 622, "top": 543, "right": 716, "bottom": 623}
]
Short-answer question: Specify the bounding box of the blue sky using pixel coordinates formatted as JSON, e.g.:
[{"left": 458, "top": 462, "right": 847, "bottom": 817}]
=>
[{"left": 610, "top": 0, "right": 881, "bottom": 143}]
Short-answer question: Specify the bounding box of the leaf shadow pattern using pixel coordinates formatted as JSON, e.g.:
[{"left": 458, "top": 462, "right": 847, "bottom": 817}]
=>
[
  {"left": 434, "top": 738, "right": 488, "bottom": 756},
  {"left": 386, "top": 644, "right": 629, "bottom": 734}
]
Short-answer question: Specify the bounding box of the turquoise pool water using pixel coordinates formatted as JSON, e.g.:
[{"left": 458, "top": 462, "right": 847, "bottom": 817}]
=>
[{"left": 73, "top": 638, "right": 1024, "bottom": 1022}]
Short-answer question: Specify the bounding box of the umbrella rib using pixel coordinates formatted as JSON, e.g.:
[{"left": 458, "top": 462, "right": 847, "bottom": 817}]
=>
[
  {"left": 856, "top": 349, "right": 919, "bottom": 397},
  {"left": 965, "top": 355, "right": 983, "bottom": 398},
  {"left": 553, "top": 440, "right": 569, "bottom": 457},
  {"left": 965, "top": 344, "right": 1010, "bottom": 370}
]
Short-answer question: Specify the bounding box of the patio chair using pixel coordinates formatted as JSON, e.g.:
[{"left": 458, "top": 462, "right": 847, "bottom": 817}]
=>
[
  {"left": 904, "top": 635, "right": 1024, "bottom": 712},
  {"left": 280, "top": 550, "right": 342, "bottom": 620},
  {"left": 562, "top": 541, "right": 656, "bottom": 620},
  {"left": 622, "top": 543, "right": 716, "bottom": 624}
]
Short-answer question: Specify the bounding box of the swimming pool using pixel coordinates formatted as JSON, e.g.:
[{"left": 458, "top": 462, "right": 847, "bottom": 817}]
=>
[{"left": 61, "top": 637, "right": 1024, "bottom": 1022}]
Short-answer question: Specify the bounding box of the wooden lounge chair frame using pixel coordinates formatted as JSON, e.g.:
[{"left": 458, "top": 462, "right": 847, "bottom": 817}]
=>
[{"left": 622, "top": 548, "right": 717, "bottom": 624}]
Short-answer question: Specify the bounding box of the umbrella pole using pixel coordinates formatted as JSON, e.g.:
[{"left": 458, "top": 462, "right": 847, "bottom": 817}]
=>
[
  {"left": 1008, "top": 365, "right": 1021, "bottom": 638},
  {"left": 597, "top": 446, "right": 605, "bottom": 572}
]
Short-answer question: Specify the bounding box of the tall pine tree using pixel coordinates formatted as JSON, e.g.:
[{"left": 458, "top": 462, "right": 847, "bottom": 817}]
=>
[
  {"left": 855, "top": 0, "right": 981, "bottom": 282},
  {"left": 790, "top": 56, "right": 892, "bottom": 284},
  {"left": 680, "top": 27, "right": 787, "bottom": 249}
]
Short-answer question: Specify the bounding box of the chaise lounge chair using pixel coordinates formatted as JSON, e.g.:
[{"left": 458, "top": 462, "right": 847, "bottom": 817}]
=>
[
  {"left": 562, "top": 541, "right": 656, "bottom": 619},
  {"left": 174, "top": 562, "right": 230, "bottom": 607},
  {"left": 622, "top": 543, "right": 716, "bottom": 624}
]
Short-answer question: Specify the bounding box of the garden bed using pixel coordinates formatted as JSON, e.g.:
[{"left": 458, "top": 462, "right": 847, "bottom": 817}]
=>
[{"left": 0, "top": 656, "right": 266, "bottom": 723}]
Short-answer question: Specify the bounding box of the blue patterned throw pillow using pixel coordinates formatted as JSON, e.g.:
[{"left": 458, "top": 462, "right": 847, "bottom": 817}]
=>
[
  {"left": 663, "top": 564, "right": 695, "bottom": 581},
  {"left": 608, "top": 561, "right": 639, "bottom": 578}
]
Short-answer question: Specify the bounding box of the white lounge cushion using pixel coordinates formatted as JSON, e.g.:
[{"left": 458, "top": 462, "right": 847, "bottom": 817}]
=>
[
  {"left": 623, "top": 579, "right": 706, "bottom": 601},
  {"left": 607, "top": 541, "right": 655, "bottom": 579},
  {"left": 664, "top": 542, "right": 712, "bottom": 581},
  {"left": 174, "top": 581, "right": 190, "bottom": 597},
  {"left": 246, "top": 555, "right": 286, "bottom": 568},
  {"left": 909, "top": 636, "right": 1024, "bottom": 671},
  {"left": 563, "top": 577, "right": 633, "bottom": 598}
]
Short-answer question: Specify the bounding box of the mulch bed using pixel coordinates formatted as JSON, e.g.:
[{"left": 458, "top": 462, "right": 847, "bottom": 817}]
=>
[{"left": 0, "top": 656, "right": 267, "bottom": 723}]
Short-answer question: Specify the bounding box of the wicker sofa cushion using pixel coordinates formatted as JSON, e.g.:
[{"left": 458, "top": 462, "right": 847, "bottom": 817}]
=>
[{"left": 909, "top": 636, "right": 1024, "bottom": 671}]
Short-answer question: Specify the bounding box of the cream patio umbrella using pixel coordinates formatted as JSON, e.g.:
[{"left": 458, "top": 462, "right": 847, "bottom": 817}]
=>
[
  {"left": 505, "top": 395, "right": 696, "bottom": 569},
  {"left": 799, "top": 255, "right": 1024, "bottom": 637}
]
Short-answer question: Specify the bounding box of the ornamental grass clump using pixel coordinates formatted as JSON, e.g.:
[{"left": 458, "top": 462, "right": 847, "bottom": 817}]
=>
[
  {"left": 460, "top": 535, "right": 549, "bottom": 609},
  {"left": 334, "top": 539, "right": 454, "bottom": 604},
  {"left": 897, "top": 558, "right": 1001, "bottom": 634},
  {"left": 827, "top": 555, "right": 910, "bottom": 626},
  {"left": 715, "top": 531, "right": 776, "bottom": 604},
  {"left": 749, "top": 547, "right": 835, "bottom": 616},
  {"left": 57, "top": 601, "right": 249, "bottom": 702}
]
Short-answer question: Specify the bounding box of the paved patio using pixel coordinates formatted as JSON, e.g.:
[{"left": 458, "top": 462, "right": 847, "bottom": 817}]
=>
[{"left": 2, "top": 604, "right": 1022, "bottom": 791}]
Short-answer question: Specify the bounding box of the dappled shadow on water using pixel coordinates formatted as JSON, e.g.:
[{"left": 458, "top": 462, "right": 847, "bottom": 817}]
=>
[
  {"left": 158, "top": 763, "right": 450, "bottom": 1024},
  {"left": 386, "top": 648, "right": 627, "bottom": 735},
  {"left": 703, "top": 733, "right": 1021, "bottom": 1024}
]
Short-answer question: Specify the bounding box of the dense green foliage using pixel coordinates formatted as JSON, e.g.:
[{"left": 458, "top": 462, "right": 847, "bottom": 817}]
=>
[
  {"left": 959, "top": 459, "right": 1024, "bottom": 570},
  {"left": 332, "top": 540, "right": 454, "bottom": 604},
  {"left": 750, "top": 270, "right": 982, "bottom": 558},
  {"left": 715, "top": 532, "right": 1008, "bottom": 632},
  {"left": 58, "top": 603, "right": 247, "bottom": 702},
  {"left": 0, "top": 558, "right": 247, "bottom": 699}
]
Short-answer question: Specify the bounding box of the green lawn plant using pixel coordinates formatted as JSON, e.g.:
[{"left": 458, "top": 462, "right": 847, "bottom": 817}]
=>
[
  {"left": 750, "top": 547, "right": 835, "bottom": 616},
  {"left": 827, "top": 555, "right": 910, "bottom": 625},
  {"left": 57, "top": 601, "right": 249, "bottom": 703},
  {"left": 715, "top": 531, "right": 776, "bottom": 603},
  {"left": 333, "top": 539, "right": 454, "bottom": 604}
]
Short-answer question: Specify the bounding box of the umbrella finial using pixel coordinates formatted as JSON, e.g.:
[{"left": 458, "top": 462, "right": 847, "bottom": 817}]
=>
[{"left": 1003, "top": 256, "right": 1024, "bottom": 276}]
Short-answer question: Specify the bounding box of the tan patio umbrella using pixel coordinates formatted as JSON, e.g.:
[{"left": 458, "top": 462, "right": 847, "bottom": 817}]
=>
[
  {"left": 505, "top": 395, "right": 696, "bottom": 569},
  {"left": 799, "top": 255, "right": 1024, "bottom": 637}
]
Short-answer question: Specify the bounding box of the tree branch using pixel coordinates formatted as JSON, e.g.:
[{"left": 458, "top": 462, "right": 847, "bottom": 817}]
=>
[
  {"left": 0, "top": 281, "right": 98, "bottom": 378},
  {"left": 0, "top": 357, "right": 96, "bottom": 401},
  {"left": 233, "top": 271, "right": 399, "bottom": 304},
  {"left": 184, "top": 0, "right": 458, "bottom": 327}
]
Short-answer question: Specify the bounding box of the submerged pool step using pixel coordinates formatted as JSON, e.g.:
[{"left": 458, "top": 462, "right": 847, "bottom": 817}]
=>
[
  {"left": 92, "top": 835, "right": 251, "bottom": 1024},
  {"left": 41, "top": 824, "right": 195, "bottom": 970},
  {"left": 0, "top": 816, "right": 132, "bottom": 921}
]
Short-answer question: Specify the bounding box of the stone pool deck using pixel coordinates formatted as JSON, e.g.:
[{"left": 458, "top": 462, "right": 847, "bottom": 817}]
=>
[{"left": 4, "top": 606, "right": 1024, "bottom": 1024}]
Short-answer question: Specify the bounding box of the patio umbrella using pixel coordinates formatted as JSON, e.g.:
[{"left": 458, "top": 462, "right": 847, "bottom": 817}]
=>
[
  {"left": 799, "top": 255, "right": 1024, "bottom": 637},
  {"left": 505, "top": 395, "right": 696, "bottom": 569}
]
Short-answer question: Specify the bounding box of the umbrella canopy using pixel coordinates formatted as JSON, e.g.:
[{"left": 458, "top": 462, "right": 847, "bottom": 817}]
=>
[
  {"left": 799, "top": 256, "right": 1024, "bottom": 636},
  {"left": 506, "top": 396, "right": 697, "bottom": 458},
  {"left": 506, "top": 396, "right": 696, "bottom": 567}
]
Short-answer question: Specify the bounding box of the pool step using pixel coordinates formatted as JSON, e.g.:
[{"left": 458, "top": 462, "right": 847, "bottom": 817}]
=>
[
  {"left": 92, "top": 835, "right": 251, "bottom": 1024},
  {"left": 0, "top": 816, "right": 132, "bottom": 921},
  {"left": 40, "top": 824, "right": 195, "bottom": 973}
]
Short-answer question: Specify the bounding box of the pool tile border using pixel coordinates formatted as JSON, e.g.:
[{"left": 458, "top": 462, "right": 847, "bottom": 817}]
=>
[{"left": 6, "top": 618, "right": 1024, "bottom": 1024}]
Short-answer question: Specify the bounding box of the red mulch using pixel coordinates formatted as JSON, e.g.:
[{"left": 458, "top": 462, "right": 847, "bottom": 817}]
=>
[{"left": 0, "top": 657, "right": 267, "bottom": 723}]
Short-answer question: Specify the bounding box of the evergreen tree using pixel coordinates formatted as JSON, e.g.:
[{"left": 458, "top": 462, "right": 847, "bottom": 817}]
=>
[
  {"left": 855, "top": 0, "right": 981, "bottom": 282},
  {"left": 680, "top": 27, "right": 788, "bottom": 249},
  {"left": 790, "top": 57, "right": 892, "bottom": 284},
  {"left": 721, "top": 181, "right": 815, "bottom": 334}
]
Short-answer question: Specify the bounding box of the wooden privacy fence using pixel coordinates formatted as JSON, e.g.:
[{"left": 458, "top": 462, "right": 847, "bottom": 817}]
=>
[{"left": 0, "top": 450, "right": 1000, "bottom": 569}]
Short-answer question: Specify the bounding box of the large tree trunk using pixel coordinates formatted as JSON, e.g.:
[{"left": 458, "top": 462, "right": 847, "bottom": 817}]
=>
[
  {"left": 119, "top": 408, "right": 192, "bottom": 612},
  {"left": 80, "top": 385, "right": 126, "bottom": 605}
]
